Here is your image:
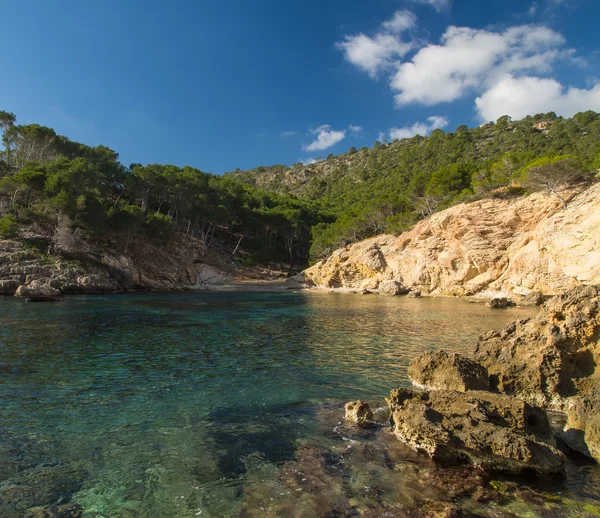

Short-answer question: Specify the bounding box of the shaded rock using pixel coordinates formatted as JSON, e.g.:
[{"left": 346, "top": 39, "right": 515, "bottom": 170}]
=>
[
  {"left": 378, "top": 280, "right": 408, "bottom": 296},
  {"left": 385, "top": 388, "right": 564, "bottom": 475},
  {"left": 561, "top": 387, "right": 600, "bottom": 461},
  {"left": 14, "top": 281, "right": 62, "bottom": 302},
  {"left": 475, "top": 285, "right": 600, "bottom": 410},
  {"left": 513, "top": 290, "right": 544, "bottom": 306},
  {"left": 408, "top": 351, "right": 490, "bottom": 392},
  {"left": 407, "top": 289, "right": 422, "bottom": 298},
  {"left": 344, "top": 401, "right": 373, "bottom": 426},
  {"left": 488, "top": 297, "right": 512, "bottom": 309},
  {"left": 0, "top": 279, "right": 20, "bottom": 295}
]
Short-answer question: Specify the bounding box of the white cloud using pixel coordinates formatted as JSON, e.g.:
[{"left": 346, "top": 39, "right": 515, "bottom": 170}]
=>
[
  {"left": 408, "top": 0, "right": 452, "bottom": 13},
  {"left": 389, "top": 115, "right": 449, "bottom": 140},
  {"left": 349, "top": 124, "right": 362, "bottom": 136},
  {"left": 336, "top": 10, "right": 415, "bottom": 78},
  {"left": 382, "top": 11, "right": 418, "bottom": 33},
  {"left": 476, "top": 75, "right": 600, "bottom": 121},
  {"left": 302, "top": 125, "right": 346, "bottom": 152},
  {"left": 392, "top": 25, "right": 566, "bottom": 106},
  {"left": 280, "top": 131, "right": 296, "bottom": 137}
]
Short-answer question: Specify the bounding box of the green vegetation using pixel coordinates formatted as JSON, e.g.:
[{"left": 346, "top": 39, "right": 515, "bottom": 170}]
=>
[
  {"left": 227, "top": 111, "right": 600, "bottom": 261},
  {"left": 1, "top": 109, "right": 598, "bottom": 269}
]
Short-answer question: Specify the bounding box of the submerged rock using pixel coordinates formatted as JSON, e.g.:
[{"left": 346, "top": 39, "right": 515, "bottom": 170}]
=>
[
  {"left": 344, "top": 401, "right": 373, "bottom": 426},
  {"left": 408, "top": 351, "right": 490, "bottom": 392},
  {"left": 385, "top": 388, "right": 565, "bottom": 475},
  {"left": 475, "top": 285, "right": 600, "bottom": 411},
  {"left": 14, "top": 281, "right": 62, "bottom": 302}
]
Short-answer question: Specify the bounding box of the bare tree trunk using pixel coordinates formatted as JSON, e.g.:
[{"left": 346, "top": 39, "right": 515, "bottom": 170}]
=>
[{"left": 230, "top": 235, "right": 243, "bottom": 259}]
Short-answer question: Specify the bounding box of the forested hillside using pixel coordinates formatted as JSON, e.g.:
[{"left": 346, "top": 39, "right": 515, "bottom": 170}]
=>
[
  {"left": 227, "top": 112, "right": 600, "bottom": 261},
  {"left": 1, "top": 110, "right": 599, "bottom": 273},
  {"left": 0, "top": 111, "right": 325, "bottom": 269}
]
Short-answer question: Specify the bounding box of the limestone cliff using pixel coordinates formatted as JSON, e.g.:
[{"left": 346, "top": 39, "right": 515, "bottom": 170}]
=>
[{"left": 303, "top": 182, "right": 600, "bottom": 297}]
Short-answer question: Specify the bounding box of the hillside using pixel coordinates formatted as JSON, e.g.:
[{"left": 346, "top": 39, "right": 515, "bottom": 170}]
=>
[
  {"left": 227, "top": 112, "right": 600, "bottom": 261},
  {"left": 302, "top": 182, "right": 600, "bottom": 299}
]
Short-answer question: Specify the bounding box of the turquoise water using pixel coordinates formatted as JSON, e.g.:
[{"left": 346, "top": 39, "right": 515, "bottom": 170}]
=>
[{"left": 0, "top": 292, "right": 597, "bottom": 516}]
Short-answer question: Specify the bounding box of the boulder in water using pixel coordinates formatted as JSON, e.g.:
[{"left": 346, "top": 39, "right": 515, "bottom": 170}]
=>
[
  {"left": 344, "top": 400, "right": 373, "bottom": 426},
  {"left": 385, "top": 388, "right": 564, "bottom": 475},
  {"left": 15, "top": 281, "right": 62, "bottom": 302},
  {"left": 378, "top": 280, "right": 408, "bottom": 296},
  {"left": 408, "top": 351, "right": 490, "bottom": 392}
]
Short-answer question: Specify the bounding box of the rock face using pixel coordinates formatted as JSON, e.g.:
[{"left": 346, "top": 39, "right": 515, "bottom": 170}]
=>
[
  {"left": 474, "top": 285, "right": 600, "bottom": 411},
  {"left": 303, "top": 183, "right": 600, "bottom": 297},
  {"left": 344, "top": 400, "right": 373, "bottom": 426},
  {"left": 408, "top": 351, "right": 490, "bottom": 392},
  {"left": 386, "top": 388, "right": 564, "bottom": 475},
  {"left": 0, "top": 233, "right": 232, "bottom": 295},
  {"left": 15, "top": 281, "right": 62, "bottom": 302}
]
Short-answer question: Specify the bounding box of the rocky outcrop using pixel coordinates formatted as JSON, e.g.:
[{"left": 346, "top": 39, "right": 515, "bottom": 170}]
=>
[
  {"left": 385, "top": 388, "right": 565, "bottom": 475},
  {"left": 474, "top": 285, "right": 600, "bottom": 411},
  {"left": 15, "top": 281, "right": 62, "bottom": 302},
  {"left": 408, "top": 351, "right": 490, "bottom": 392},
  {"left": 303, "top": 183, "right": 600, "bottom": 297},
  {"left": 0, "top": 232, "right": 232, "bottom": 296},
  {"left": 344, "top": 400, "right": 373, "bottom": 426}
]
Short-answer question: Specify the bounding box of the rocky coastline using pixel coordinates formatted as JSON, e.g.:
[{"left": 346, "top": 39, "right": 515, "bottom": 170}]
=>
[
  {"left": 302, "top": 183, "right": 600, "bottom": 301},
  {"left": 337, "top": 285, "right": 600, "bottom": 516}
]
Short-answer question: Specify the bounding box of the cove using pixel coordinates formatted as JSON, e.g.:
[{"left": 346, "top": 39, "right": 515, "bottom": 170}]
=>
[{"left": 1, "top": 292, "right": 599, "bottom": 517}]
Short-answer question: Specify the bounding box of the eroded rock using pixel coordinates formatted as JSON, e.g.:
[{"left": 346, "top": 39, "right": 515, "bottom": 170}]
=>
[
  {"left": 475, "top": 285, "right": 600, "bottom": 411},
  {"left": 344, "top": 401, "right": 373, "bottom": 426},
  {"left": 408, "top": 351, "right": 490, "bottom": 392},
  {"left": 385, "top": 388, "right": 564, "bottom": 475}
]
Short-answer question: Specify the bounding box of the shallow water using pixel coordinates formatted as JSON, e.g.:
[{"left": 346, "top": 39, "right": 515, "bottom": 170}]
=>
[{"left": 0, "top": 292, "right": 597, "bottom": 516}]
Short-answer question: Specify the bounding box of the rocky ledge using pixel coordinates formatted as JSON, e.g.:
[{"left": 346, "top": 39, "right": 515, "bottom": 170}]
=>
[{"left": 0, "top": 232, "right": 233, "bottom": 300}]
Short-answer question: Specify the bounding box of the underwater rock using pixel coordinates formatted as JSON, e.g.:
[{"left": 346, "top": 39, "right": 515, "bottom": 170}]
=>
[
  {"left": 0, "top": 462, "right": 86, "bottom": 517},
  {"left": 14, "top": 281, "right": 62, "bottom": 302},
  {"left": 386, "top": 388, "right": 565, "bottom": 475},
  {"left": 475, "top": 285, "right": 600, "bottom": 411},
  {"left": 344, "top": 401, "right": 373, "bottom": 426},
  {"left": 408, "top": 351, "right": 490, "bottom": 392},
  {"left": 23, "top": 503, "right": 84, "bottom": 517}
]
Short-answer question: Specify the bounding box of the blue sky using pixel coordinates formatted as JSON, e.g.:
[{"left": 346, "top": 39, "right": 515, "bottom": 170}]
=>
[{"left": 1, "top": 0, "right": 599, "bottom": 173}]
